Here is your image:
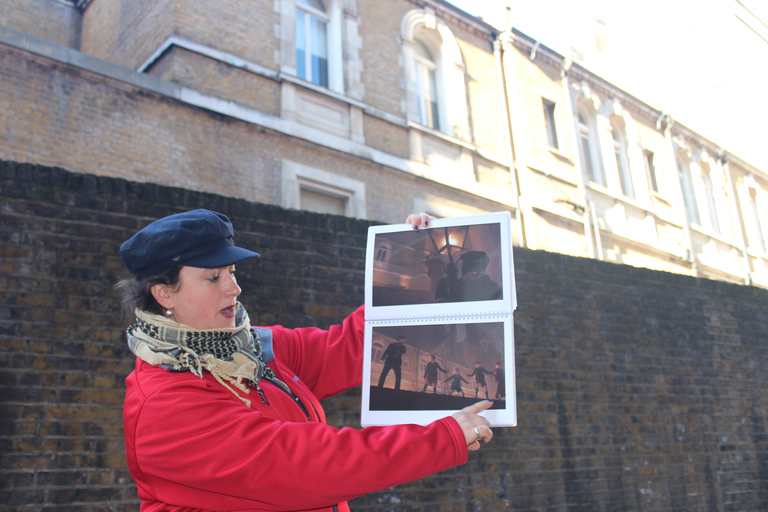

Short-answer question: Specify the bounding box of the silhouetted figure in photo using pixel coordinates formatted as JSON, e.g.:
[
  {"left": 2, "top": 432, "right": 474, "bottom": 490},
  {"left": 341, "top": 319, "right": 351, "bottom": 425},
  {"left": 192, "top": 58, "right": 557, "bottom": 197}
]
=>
[
  {"left": 425, "top": 255, "right": 447, "bottom": 295},
  {"left": 445, "top": 368, "right": 469, "bottom": 397},
  {"left": 467, "top": 362, "right": 492, "bottom": 399},
  {"left": 377, "top": 336, "right": 407, "bottom": 390},
  {"left": 423, "top": 355, "right": 448, "bottom": 393},
  {"left": 493, "top": 362, "right": 505, "bottom": 400},
  {"left": 435, "top": 251, "right": 501, "bottom": 303}
]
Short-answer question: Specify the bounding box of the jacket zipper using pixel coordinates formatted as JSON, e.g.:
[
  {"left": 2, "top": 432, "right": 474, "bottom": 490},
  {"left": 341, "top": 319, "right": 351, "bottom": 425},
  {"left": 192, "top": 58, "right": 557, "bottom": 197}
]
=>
[{"left": 246, "top": 377, "right": 312, "bottom": 421}]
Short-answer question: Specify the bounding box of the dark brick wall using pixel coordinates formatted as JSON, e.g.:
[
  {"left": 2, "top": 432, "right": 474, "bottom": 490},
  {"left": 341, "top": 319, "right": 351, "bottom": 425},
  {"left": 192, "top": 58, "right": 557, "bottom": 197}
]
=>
[{"left": 2, "top": 160, "right": 768, "bottom": 511}]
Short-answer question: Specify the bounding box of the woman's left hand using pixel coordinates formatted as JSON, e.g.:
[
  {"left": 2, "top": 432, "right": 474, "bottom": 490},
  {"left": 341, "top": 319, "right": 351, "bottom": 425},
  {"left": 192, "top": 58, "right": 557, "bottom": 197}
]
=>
[{"left": 405, "top": 213, "right": 435, "bottom": 230}]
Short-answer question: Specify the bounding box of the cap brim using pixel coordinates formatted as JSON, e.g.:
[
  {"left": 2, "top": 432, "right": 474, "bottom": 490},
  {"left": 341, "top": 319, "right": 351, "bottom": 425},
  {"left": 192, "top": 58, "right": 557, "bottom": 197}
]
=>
[{"left": 184, "top": 245, "right": 260, "bottom": 269}]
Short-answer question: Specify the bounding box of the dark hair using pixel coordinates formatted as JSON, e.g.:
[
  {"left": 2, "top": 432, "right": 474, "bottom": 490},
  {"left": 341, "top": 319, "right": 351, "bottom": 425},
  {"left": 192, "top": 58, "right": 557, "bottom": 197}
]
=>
[{"left": 114, "top": 266, "right": 183, "bottom": 321}]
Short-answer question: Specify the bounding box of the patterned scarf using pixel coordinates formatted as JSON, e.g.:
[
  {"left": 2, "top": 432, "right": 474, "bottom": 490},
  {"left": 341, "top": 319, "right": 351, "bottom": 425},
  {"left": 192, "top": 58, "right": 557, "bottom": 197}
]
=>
[{"left": 126, "top": 302, "right": 288, "bottom": 407}]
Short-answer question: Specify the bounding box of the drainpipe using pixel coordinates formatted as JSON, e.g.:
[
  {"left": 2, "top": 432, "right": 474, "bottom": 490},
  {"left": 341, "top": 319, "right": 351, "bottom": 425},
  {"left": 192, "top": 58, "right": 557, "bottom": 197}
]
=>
[
  {"left": 720, "top": 150, "right": 752, "bottom": 284},
  {"left": 662, "top": 115, "right": 698, "bottom": 276},
  {"left": 560, "top": 60, "right": 596, "bottom": 258},
  {"left": 494, "top": 33, "right": 526, "bottom": 248}
]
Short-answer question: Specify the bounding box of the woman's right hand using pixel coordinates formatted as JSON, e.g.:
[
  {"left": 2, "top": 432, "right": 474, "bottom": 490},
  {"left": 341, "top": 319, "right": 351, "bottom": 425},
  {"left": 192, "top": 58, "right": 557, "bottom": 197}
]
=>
[{"left": 451, "top": 400, "right": 494, "bottom": 451}]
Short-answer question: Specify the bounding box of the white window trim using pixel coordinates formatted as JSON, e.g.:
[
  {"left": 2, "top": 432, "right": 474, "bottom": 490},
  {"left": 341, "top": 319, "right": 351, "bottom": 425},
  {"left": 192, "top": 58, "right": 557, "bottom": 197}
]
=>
[
  {"left": 295, "top": 0, "right": 330, "bottom": 87},
  {"left": 401, "top": 9, "right": 469, "bottom": 140},
  {"left": 610, "top": 120, "right": 633, "bottom": 198},
  {"left": 677, "top": 153, "right": 700, "bottom": 226},
  {"left": 282, "top": 160, "right": 366, "bottom": 218},
  {"left": 598, "top": 100, "right": 647, "bottom": 203},
  {"left": 414, "top": 43, "right": 440, "bottom": 129},
  {"left": 576, "top": 103, "right": 605, "bottom": 187},
  {"left": 279, "top": 0, "right": 345, "bottom": 94},
  {"left": 542, "top": 97, "right": 560, "bottom": 150},
  {"left": 744, "top": 177, "right": 767, "bottom": 254}
]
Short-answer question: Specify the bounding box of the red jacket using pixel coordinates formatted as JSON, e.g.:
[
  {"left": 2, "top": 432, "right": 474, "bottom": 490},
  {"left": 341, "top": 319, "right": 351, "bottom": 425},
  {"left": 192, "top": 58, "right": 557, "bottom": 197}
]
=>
[{"left": 123, "top": 306, "right": 468, "bottom": 511}]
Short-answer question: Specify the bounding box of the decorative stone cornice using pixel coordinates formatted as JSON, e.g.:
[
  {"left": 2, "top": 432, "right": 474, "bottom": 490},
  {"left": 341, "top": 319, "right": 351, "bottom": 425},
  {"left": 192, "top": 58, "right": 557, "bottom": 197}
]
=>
[{"left": 406, "top": 0, "right": 499, "bottom": 39}]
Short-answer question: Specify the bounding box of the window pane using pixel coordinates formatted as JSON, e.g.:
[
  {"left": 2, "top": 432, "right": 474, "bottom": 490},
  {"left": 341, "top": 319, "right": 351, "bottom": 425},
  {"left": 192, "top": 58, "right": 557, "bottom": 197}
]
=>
[
  {"left": 702, "top": 170, "right": 720, "bottom": 233},
  {"left": 296, "top": 11, "right": 306, "bottom": 81},
  {"left": 581, "top": 134, "right": 596, "bottom": 183},
  {"left": 748, "top": 190, "right": 766, "bottom": 252},
  {"left": 613, "top": 126, "right": 633, "bottom": 198},
  {"left": 644, "top": 150, "right": 658, "bottom": 192},
  {"left": 679, "top": 163, "right": 700, "bottom": 225},
  {"left": 428, "top": 68, "right": 439, "bottom": 129},
  {"left": 416, "top": 63, "right": 428, "bottom": 126},
  {"left": 543, "top": 100, "right": 559, "bottom": 149},
  {"left": 615, "top": 149, "right": 632, "bottom": 196},
  {"left": 310, "top": 16, "right": 328, "bottom": 87}
]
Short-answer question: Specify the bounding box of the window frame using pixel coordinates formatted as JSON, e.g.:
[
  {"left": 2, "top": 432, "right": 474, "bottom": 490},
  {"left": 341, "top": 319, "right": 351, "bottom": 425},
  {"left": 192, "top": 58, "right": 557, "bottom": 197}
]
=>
[
  {"left": 414, "top": 38, "right": 441, "bottom": 130},
  {"left": 295, "top": 0, "right": 330, "bottom": 88},
  {"left": 644, "top": 149, "right": 659, "bottom": 193},
  {"left": 282, "top": 160, "right": 367, "bottom": 218},
  {"left": 577, "top": 107, "right": 605, "bottom": 187},
  {"left": 678, "top": 155, "right": 700, "bottom": 226},
  {"left": 745, "top": 183, "right": 767, "bottom": 253},
  {"left": 401, "top": 9, "right": 469, "bottom": 140},
  {"left": 542, "top": 98, "right": 559, "bottom": 150},
  {"left": 610, "top": 117, "right": 634, "bottom": 199}
]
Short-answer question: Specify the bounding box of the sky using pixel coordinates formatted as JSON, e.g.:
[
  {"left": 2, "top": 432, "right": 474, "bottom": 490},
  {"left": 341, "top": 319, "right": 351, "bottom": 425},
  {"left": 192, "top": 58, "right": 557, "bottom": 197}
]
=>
[{"left": 446, "top": 0, "right": 768, "bottom": 171}]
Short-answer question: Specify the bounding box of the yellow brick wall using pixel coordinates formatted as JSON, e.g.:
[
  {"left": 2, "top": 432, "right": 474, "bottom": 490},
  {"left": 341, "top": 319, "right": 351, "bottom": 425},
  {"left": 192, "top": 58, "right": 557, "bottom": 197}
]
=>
[
  {"left": 0, "top": 44, "right": 515, "bottom": 227},
  {"left": 81, "top": 0, "right": 175, "bottom": 70},
  {"left": 357, "top": 0, "right": 412, "bottom": 115},
  {"left": 362, "top": 114, "right": 410, "bottom": 159},
  {"left": 0, "top": 0, "right": 81, "bottom": 49},
  {"left": 146, "top": 47, "right": 281, "bottom": 117}
]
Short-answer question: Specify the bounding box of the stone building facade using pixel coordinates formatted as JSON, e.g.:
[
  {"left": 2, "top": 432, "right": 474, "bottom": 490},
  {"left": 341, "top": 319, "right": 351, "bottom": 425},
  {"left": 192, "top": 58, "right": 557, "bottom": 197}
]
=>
[{"left": 1, "top": 0, "right": 767, "bottom": 288}]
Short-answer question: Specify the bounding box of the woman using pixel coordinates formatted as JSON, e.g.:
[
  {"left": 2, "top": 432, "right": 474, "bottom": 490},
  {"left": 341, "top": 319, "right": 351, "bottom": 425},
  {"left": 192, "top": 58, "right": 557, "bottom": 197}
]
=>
[{"left": 117, "top": 209, "right": 493, "bottom": 512}]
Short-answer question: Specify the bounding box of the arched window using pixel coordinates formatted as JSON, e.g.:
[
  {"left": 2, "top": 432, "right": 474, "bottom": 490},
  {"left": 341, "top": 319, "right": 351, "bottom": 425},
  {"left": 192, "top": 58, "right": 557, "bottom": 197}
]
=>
[
  {"left": 375, "top": 242, "right": 391, "bottom": 262},
  {"left": 611, "top": 118, "right": 633, "bottom": 198},
  {"left": 746, "top": 183, "right": 766, "bottom": 253},
  {"left": 700, "top": 163, "right": 720, "bottom": 234},
  {"left": 296, "top": 0, "right": 329, "bottom": 87},
  {"left": 578, "top": 109, "right": 605, "bottom": 186},
  {"left": 401, "top": 10, "right": 469, "bottom": 139},
  {"left": 413, "top": 38, "right": 440, "bottom": 130},
  {"left": 678, "top": 154, "right": 700, "bottom": 225}
]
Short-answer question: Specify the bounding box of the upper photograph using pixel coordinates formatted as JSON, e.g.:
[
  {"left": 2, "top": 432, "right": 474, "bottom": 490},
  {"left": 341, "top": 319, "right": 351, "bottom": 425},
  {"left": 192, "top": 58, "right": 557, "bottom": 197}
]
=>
[{"left": 369, "top": 218, "right": 507, "bottom": 308}]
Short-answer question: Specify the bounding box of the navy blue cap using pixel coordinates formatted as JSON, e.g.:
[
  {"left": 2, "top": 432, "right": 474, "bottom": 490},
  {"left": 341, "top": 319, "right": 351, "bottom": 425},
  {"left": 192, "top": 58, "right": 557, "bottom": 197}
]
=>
[{"left": 120, "top": 210, "right": 259, "bottom": 277}]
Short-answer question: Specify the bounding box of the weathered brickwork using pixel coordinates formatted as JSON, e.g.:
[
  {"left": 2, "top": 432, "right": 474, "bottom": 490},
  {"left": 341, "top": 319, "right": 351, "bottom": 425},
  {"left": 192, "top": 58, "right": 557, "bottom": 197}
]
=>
[
  {"left": 454, "top": 25, "right": 509, "bottom": 164},
  {"left": 0, "top": 35, "right": 516, "bottom": 226},
  {"left": 0, "top": 0, "right": 80, "bottom": 49},
  {"left": 173, "top": 0, "right": 280, "bottom": 69},
  {"left": 361, "top": 114, "right": 411, "bottom": 159},
  {"left": 146, "top": 47, "right": 282, "bottom": 117},
  {"left": 2, "top": 160, "right": 768, "bottom": 511},
  {"left": 81, "top": 0, "right": 175, "bottom": 70},
  {"left": 356, "top": 0, "right": 413, "bottom": 115}
]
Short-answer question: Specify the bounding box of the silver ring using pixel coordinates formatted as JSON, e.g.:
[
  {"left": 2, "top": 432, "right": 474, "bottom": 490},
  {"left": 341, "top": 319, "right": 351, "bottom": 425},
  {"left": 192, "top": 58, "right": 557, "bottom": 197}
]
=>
[{"left": 473, "top": 426, "right": 481, "bottom": 441}]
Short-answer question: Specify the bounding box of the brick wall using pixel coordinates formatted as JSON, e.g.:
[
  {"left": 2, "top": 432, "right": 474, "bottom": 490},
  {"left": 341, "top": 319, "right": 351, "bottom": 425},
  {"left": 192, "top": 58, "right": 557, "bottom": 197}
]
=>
[
  {"left": 2, "top": 160, "right": 768, "bottom": 511},
  {"left": 0, "top": 0, "right": 80, "bottom": 50}
]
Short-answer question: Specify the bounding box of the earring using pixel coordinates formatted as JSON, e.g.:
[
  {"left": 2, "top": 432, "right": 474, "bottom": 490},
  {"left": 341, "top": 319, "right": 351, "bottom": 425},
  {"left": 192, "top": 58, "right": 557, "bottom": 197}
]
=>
[{"left": 166, "top": 309, "right": 173, "bottom": 318}]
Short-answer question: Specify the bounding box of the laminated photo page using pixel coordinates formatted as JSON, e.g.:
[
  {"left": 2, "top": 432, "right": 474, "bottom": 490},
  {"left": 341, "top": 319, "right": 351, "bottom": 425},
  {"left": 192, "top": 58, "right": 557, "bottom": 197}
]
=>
[{"left": 361, "top": 211, "right": 517, "bottom": 427}]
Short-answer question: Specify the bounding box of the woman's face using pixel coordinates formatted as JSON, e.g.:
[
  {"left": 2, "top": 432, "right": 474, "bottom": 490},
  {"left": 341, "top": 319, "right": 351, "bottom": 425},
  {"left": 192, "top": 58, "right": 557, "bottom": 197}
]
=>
[{"left": 159, "top": 265, "right": 242, "bottom": 330}]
